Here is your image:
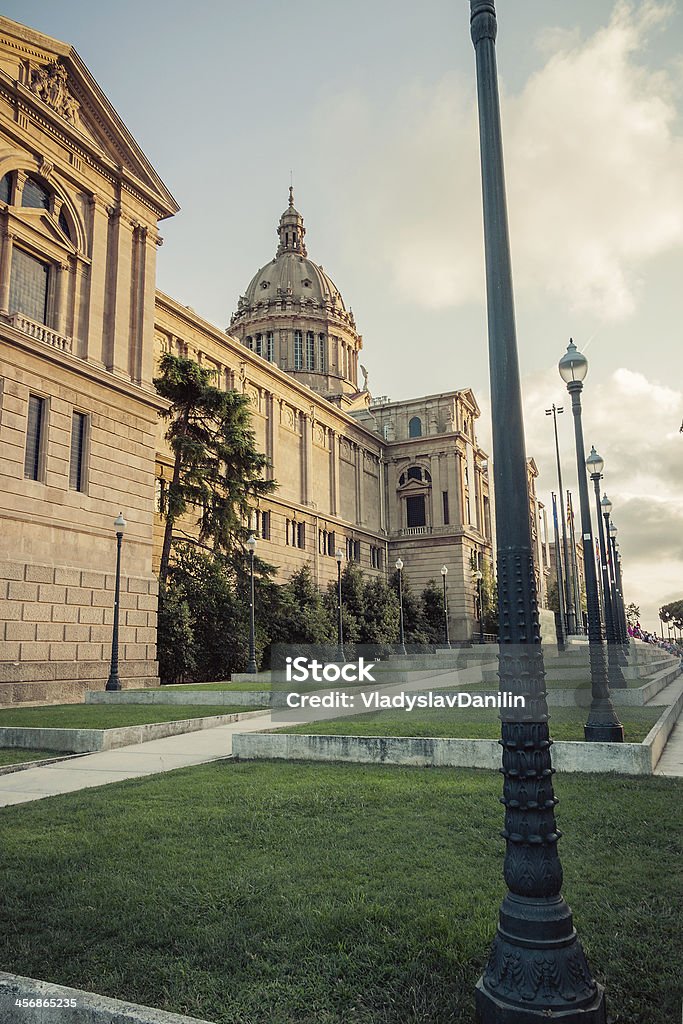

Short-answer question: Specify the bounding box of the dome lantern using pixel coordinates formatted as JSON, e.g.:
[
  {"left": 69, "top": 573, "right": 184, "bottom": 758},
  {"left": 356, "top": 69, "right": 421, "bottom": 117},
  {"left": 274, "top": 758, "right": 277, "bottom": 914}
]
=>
[{"left": 276, "top": 186, "right": 307, "bottom": 257}]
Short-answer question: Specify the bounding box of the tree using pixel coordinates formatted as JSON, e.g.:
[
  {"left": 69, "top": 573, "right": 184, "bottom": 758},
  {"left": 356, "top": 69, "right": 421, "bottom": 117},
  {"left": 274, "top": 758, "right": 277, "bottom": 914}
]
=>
[
  {"left": 625, "top": 602, "right": 641, "bottom": 627},
  {"left": 660, "top": 599, "right": 683, "bottom": 635},
  {"left": 421, "top": 579, "right": 445, "bottom": 646},
  {"left": 389, "top": 569, "right": 430, "bottom": 645},
  {"left": 156, "top": 584, "right": 196, "bottom": 685},
  {"left": 153, "top": 353, "right": 274, "bottom": 587}
]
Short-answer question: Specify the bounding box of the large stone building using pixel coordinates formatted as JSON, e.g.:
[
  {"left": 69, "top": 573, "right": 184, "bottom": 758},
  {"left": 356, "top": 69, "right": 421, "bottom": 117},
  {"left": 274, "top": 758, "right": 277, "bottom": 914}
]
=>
[{"left": 0, "top": 17, "right": 502, "bottom": 703}]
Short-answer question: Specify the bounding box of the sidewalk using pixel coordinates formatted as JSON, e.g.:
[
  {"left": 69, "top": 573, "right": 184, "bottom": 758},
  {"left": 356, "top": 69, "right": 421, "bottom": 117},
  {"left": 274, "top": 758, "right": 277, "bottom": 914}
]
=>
[
  {"left": 1, "top": 668, "right": 682, "bottom": 807},
  {"left": 0, "top": 711, "right": 286, "bottom": 808}
]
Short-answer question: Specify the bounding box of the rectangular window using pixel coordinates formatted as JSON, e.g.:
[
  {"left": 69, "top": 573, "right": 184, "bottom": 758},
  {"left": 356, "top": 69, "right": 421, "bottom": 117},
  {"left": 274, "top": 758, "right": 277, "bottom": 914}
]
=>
[
  {"left": 306, "top": 331, "right": 315, "bottom": 370},
  {"left": 442, "top": 490, "right": 450, "bottom": 525},
  {"left": 318, "top": 335, "right": 325, "bottom": 371},
  {"left": 285, "top": 518, "right": 291, "bottom": 545},
  {"left": 24, "top": 394, "right": 45, "bottom": 480},
  {"left": 255, "top": 334, "right": 262, "bottom": 357},
  {"left": 69, "top": 411, "right": 87, "bottom": 491},
  {"left": 294, "top": 331, "right": 303, "bottom": 369},
  {"left": 261, "top": 511, "right": 270, "bottom": 540},
  {"left": 266, "top": 332, "right": 274, "bottom": 362},
  {"left": 297, "top": 522, "right": 306, "bottom": 549},
  {"left": 406, "top": 494, "right": 426, "bottom": 528},
  {"left": 10, "top": 249, "right": 50, "bottom": 325},
  {"left": 327, "top": 531, "right": 335, "bottom": 556}
]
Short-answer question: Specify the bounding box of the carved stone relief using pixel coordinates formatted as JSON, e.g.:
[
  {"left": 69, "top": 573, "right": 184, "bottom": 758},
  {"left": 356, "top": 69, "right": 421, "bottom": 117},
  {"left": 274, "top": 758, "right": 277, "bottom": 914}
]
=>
[{"left": 29, "top": 62, "right": 81, "bottom": 129}]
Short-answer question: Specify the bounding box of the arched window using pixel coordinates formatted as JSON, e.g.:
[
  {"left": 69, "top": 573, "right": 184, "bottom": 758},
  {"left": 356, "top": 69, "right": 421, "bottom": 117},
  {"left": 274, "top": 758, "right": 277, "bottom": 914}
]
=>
[
  {"left": 58, "top": 208, "right": 72, "bottom": 240},
  {"left": 409, "top": 416, "right": 422, "bottom": 438},
  {"left": 0, "top": 173, "right": 11, "bottom": 204},
  {"left": 407, "top": 466, "right": 422, "bottom": 482},
  {"left": 22, "top": 177, "right": 50, "bottom": 211}
]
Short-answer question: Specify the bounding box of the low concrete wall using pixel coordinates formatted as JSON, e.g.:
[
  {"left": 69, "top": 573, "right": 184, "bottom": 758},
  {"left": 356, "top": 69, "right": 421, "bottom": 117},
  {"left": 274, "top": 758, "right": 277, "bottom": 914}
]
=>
[
  {"left": 0, "top": 710, "right": 270, "bottom": 754},
  {"left": 646, "top": 685, "right": 683, "bottom": 770},
  {"left": 86, "top": 690, "right": 274, "bottom": 708},
  {"left": 232, "top": 730, "right": 654, "bottom": 775},
  {"left": 0, "top": 970, "right": 213, "bottom": 1023}
]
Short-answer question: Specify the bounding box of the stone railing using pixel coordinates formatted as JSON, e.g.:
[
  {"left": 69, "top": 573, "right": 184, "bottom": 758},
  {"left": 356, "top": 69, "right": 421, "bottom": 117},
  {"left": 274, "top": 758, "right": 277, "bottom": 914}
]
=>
[
  {"left": 9, "top": 312, "right": 73, "bottom": 353},
  {"left": 399, "top": 526, "right": 431, "bottom": 536}
]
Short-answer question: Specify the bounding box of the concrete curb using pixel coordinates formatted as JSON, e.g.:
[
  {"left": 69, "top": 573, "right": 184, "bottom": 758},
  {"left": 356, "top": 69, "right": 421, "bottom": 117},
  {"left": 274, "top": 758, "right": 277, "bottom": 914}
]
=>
[
  {"left": 0, "top": 970, "right": 214, "bottom": 1023},
  {"left": 86, "top": 690, "right": 275, "bottom": 708},
  {"left": 0, "top": 709, "right": 271, "bottom": 754},
  {"left": 232, "top": 728, "right": 655, "bottom": 775},
  {"left": 644, "top": 684, "right": 683, "bottom": 770}
]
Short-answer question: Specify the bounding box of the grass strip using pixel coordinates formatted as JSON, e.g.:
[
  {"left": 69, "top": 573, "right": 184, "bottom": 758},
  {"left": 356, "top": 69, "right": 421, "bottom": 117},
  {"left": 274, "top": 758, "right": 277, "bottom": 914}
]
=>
[
  {"left": 0, "top": 761, "right": 679, "bottom": 1023},
  {"left": 0, "top": 705, "right": 263, "bottom": 730}
]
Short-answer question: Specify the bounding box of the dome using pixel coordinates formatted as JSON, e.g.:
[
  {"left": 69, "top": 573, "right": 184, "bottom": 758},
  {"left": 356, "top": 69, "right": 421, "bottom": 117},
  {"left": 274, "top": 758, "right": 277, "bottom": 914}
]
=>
[
  {"left": 235, "top": 188, "right": 347, "bottom": 315},
  {"left": 243, "top": 252, "right": 346, "bottom": 311}
]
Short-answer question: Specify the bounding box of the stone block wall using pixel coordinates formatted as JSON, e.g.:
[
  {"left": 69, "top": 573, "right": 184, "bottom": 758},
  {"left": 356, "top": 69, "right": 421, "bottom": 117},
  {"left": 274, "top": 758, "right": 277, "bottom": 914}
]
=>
[{"left": 0, "top": 559, "right": 159, "bottom": 705}]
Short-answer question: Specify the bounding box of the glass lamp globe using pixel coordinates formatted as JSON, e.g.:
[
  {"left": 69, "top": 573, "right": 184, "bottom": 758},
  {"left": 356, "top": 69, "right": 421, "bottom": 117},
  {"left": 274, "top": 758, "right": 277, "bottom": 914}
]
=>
[
  {"left": 585, "top": 445, "right": 604, "bottom": 477},
  {"left": 558, "top": 339, "right": 588, "bottom": 384},
  {"left": 395, "top": 558, "right": 404, "bottom": 571},
  {"left": 601, "top": 493, "right": 613, "bottom": 516}
]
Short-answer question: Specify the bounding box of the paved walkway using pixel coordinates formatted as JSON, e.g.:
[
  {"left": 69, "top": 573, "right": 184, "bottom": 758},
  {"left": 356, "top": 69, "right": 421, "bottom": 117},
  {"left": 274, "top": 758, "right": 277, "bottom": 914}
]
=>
[
  {"left": 2, "top": 663, "right": 682, "bottom": 806},
  {"left": 0, "top": 711, "right": 289, "bottom": 808}
]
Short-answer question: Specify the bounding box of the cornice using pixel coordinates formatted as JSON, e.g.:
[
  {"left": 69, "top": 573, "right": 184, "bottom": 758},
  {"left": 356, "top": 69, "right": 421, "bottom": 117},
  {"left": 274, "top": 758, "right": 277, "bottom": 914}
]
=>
[{"left": 0, "top": 321, "right": 167, "bottom": 412}]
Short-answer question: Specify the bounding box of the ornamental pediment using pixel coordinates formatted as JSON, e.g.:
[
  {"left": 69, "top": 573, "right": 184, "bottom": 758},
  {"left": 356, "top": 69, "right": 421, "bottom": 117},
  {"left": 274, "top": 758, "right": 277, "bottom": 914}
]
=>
[{"left": 0, "top": 18, "right": 178, "bottom": 219}]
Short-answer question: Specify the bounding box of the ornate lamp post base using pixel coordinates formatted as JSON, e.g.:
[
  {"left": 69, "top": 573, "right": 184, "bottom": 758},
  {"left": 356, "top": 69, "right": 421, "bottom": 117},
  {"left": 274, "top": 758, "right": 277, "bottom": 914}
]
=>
[{"left": 475, "top": 894, "right": 606, "bottom": 1023}]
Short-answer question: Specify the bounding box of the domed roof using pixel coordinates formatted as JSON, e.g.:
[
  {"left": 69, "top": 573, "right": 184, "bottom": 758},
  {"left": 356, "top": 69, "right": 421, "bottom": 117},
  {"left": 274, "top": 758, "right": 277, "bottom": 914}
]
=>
[
  {"left": 244, "top": 252, "right": 346, "bottom": 310},
  {"left": 237, "top": 188, "right": 347, "bottom": 313}
]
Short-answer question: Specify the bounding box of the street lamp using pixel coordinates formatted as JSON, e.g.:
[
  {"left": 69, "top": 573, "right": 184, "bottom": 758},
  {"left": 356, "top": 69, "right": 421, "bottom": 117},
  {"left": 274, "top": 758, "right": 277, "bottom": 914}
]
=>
[
  {"left": 395, "top": 557, "right": 407, "bottom": 656},
  {"left": 440, "top": 565, "right": 451, "bottom": 649},
  {"left": 474, "top": 568, "right": 484, "bottom": 644},
  {"left": 610, "top": 523, "right": 628, "bottom": 646},
  {"left": 560, "top": 340, "right": 624, "bottom": 737},
  {"left": 246, "top": 534, "right": 258, "bottom": 674},
  {"left": 546, "top": 404, "right": 576, "bottom": 633},
  {"left": 105, "top": 513, "right": 127, "bottom": 691},
  {"left": 470, "top": 3, "right": 604, "bottom": 1018},
  {"left": 335, "top": 548, "right": 345, "bottom": 662},
  {"left": 586, "top": 450, "right": 626, "bottom": 689}
]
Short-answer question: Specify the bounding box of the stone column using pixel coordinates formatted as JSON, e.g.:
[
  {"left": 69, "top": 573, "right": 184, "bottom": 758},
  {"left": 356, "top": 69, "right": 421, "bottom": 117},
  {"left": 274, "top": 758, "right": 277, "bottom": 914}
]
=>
[
  {"left": 86, "top": 194, "right": 109, "bottom": 365},
  {"left": 105, "top": 209, "right": 133, "bottom": 376},
  {"left": 300, "top": 412, "right": 311, "bottom": 505},
  {"left": 453, "top": 448, "right": 464, "bottom": 525},
  {"left": 138, "top": 227, "right": 159, "bottom": 385},
  {"left": 329, "top": 430, "right": 340, "bottom": 516},
  {"left": 0, "top": 229, "right": 15, "bottom": 314},
  {"left": 54, "top": 262, "right": 69, "bottom": 337}
]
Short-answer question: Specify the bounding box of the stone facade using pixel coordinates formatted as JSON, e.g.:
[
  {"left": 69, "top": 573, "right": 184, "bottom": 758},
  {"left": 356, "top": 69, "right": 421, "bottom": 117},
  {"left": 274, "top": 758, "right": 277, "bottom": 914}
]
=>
[
  {"left": 0, "top": 18, "right": 177, "bottom": 701},
  {"left": 0, "top": 16, "right": 553, "bottom": 704}
]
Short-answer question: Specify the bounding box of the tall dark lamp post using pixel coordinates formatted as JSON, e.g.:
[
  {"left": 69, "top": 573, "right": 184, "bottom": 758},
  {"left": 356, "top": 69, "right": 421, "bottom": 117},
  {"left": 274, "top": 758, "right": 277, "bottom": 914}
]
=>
[
  {"left": 610, "top": 525, "right": 628, "bottom": 645},
  {"left": 585, "top": 449, "right": 626, "bottom": 689},
  {"left": 546, "top": 404, "right": 576, "bottom": 633},
  {"left": 335, "top": 548, "right": 345, "bottom": 662},
  {"left": 474, "top": 568, "right": 484, "bottom": 644},
  {"left": 105, "top": 513, "right": 126, "bottom": 691},
  {"left": 395, "top": 557, "right": 407, "bottom": 656},
  {"left": 440, "top": 565, "right": 451, "bottom": 649},
  {"left": 560, "top": 340, "right": 624, "bottom": 738},
  {"left": 470, "top": 3, "right": 606, "bottom": 1020},
  {"left": 246, "top": 534, "right": 258, "bottom": 674}
]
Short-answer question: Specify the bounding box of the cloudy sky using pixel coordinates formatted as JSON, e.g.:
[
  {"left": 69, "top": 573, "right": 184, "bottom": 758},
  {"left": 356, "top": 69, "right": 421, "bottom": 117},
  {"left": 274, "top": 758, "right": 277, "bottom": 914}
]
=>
[{"left": 8, "top": 0, "right": 682, "bottom": 630}]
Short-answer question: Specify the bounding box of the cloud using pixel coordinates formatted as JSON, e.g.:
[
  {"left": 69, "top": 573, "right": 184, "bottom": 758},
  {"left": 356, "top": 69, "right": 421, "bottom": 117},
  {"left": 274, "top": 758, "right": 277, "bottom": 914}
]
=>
[{"left": 316, "top": 1, "right": 683, "bottom": 321}]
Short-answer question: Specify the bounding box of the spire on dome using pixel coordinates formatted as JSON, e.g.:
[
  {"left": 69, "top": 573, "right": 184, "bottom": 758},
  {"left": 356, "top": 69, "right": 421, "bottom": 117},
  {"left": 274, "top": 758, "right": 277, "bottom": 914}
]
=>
[{"left": 276, "top": 186, "right": 307, "bottom": 257}]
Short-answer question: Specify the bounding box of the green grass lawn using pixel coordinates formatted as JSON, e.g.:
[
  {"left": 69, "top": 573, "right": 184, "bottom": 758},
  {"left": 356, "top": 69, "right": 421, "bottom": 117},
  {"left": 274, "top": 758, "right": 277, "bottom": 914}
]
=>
[
  {"left": 0, "top": 748, "right": 66, "bottom": 766},
  {"left": 0, "top": 705, "right": 262, "bottom": 730},
  {"left": 0, "top": 761, "right": 679, "bottom": 1023},
  {"left": 279, "top": 705, "right": 662, "bottom": 743}
]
